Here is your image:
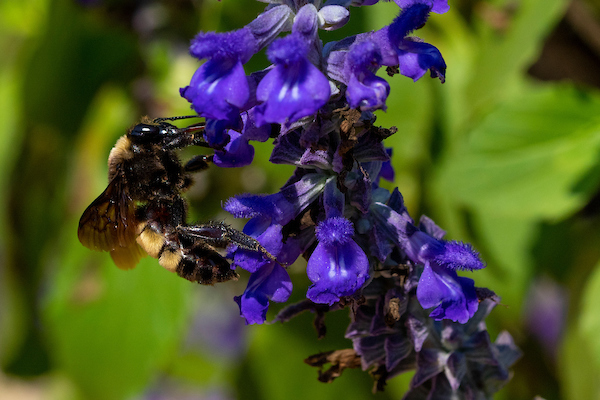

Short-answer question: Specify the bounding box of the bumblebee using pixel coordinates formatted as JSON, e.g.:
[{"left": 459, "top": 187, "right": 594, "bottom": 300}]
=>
[{"left": 78, "top": 116, "right": 273, "bottom": 284}]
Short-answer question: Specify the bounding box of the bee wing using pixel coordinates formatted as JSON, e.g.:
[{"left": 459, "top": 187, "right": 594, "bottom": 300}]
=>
[
  {"left": 77, "top": 173, "right": 146, "bottom": 269},
  {"left": 110, "top": 244, "right": 147, "bottom": 270}
]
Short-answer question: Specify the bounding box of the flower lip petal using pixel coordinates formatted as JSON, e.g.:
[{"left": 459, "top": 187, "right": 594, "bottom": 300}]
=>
[
  {"left": 417, "top": 264, "right": 478, "bottom": 323},
  {"left": 306, "top": 239, "right": 370, "bottom": 305},
  {"left": 213, "top": 130, "right": 255, "bottom": 168},
  {"left": 346, "top": 74, "right": 390, "bottom": 111},
  {"left": 397, "top": 39, "right": 446, "bottom": 82},
  {"left": 180, "top": 60, "right": 249, "bottom": 122},
  {"left": 235, "top": 262, "right": 293, "bottom": 325}
]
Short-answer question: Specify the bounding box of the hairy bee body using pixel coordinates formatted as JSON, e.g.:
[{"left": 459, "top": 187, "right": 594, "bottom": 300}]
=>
[{"left": 78, "top": 117, "right": 271, "bottom": 284}]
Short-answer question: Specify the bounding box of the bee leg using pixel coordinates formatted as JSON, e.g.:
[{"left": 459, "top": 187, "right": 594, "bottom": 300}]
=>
[
  {"left": 169, "top": 197, "right": 187, "bottom": 226},
  {"left": 179, "top": 223, "right": 277, "bottom": 261},
  {"left": 163, "top": 126, "right": 210, "bottom": 150},
  {"left": 152, "top": 115, "right": 200, "bottom": 123},
  {"left": 184, "top": 155, "right": 213, "bottom": 172}
]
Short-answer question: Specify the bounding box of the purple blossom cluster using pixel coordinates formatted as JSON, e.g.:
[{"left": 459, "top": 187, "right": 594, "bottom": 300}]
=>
[
  {"left": 345, "top": 290, "right": 521, "bottom": 397},
  {"left": 179, "top": 0, "right": 519, "bottom": 395}
]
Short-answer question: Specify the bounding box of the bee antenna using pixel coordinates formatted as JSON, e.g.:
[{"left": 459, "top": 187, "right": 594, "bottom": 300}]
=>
[{"left": 153, "top": 115, "right": 201, "bottom": 123}]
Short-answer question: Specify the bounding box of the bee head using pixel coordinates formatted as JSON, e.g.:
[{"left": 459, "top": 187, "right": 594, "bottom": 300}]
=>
[{"left": 128, "top": 122, "right": 174, "bottom": 145}]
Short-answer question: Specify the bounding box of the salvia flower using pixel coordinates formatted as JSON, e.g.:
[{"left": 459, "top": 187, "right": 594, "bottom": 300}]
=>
[
  {"left": 345, "top": 41, "right": 390, "bottom": 111},
  {"left": 234, "top": 259, "right": 293, "bottom": 325},
  {"left": 213, "top": 111, "right": 271, "bottom": 167},
  {"left": 177, "top": 0, "right": 519, "bottom": 394},
  {"left": 383, "top": 3, "right": 447, "bottom": 82},
  {"left": 306, "top": 181, "right": 369, "bottom": 304},
  {"left": 254, "top": 33, "right": 331, "bottom": 127},
  {"left": 180, "top": 29, "right": 256, "bottom": 125},
  {"left": 403, "top": 229, "right": 485, "bottom": 323}
]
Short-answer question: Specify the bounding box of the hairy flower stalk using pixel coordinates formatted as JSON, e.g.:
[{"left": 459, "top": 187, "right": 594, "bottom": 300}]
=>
[{"left": 180, "top": 0, "right": 520, "bottom": 396}]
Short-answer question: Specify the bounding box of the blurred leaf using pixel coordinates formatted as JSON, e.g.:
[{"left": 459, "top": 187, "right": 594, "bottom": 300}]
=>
[
  {"left": 560, "top": 324, "right": 600, "bottom": 400},
  {"left": 438, "top": 84, "right": 600, "bottom": 219},
  {"left": 439, "top": 0, "right": 569, "bottom": 135},
  {"left": 0, "top": 22, "right": 27, "bottom": 366},
  {"left": 470, "top": 212, "right": 538, "bottom": 324},
  {"left": 560, "top": 259, "right": 600, "bottom": 400},
  {"left": 466, "top": 0, "right": 568, "bottom": 111},
  {"left": 44, "top": 236, "right": 192, "bottom": 400},
  {"left": 578, "top": 259, "right": 600, "bottom": 372},
  {"left": 0, "top": 0, "right": 48, "bottom": 37},
  {"left": 241, "top": 314, "right": 388, "bottom": 400},
  {"left": 23, "top": 0, "right": 140, "bottom": 135}
]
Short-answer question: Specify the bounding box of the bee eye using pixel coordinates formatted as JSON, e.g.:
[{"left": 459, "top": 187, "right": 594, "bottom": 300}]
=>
[{"left": 129, "top": 123, "right": 165, "bottom": 144}]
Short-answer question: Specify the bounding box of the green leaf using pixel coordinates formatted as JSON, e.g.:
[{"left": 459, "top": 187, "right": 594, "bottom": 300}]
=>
[
  {"left": 469, "top": 212, "right": 538, "bottom": 323},
  {"left": 560, "top": 259, "right": 600, "bottom": 400},
  {"left": 44, "top": 236, "right": 192, "bottom": 400},
  {"left": 438, "top": 84, "right": 600, "bottom": 219},
  {"left": 0, "top": 30, "right": 27, "bottom": 367},
  {"left": 560, "top": 325, "right": 600, "bottom": 400},
  {"left": 438, "top": 0, "right": 569, "bottom": 134},
  {"left": 578, "top": 260, "right": 600, "bottom": 373}
]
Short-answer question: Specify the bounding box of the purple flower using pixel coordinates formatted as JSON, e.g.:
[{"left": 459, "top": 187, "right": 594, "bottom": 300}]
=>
[
  {"left": 394, "top": 0, "right": 450, "bottom": 14},
  {"left": 405, "top": 230, "right": 484, "bottom": 323},
  {"left": 306, "top": 182, "right": 369, "bottom": 305},
  {"left": 345, "top": 41, "right": 390, "bottom": 111},
  {"left": 203, "top": 119, "right": 232, "bottom": 148},
  {"left": 368, "top": 4, "right": 446, "bottom": 82},
  {"left": 353, "top": 0, "right": 381, "bottom": 5},
  {"left": 417, "top": 265, "right": 478, "bottom": 324},
  {"left": 225, "top": 173, "right": 331, "bottom": 273},
  {"left": 235, "top": 261, "right": 292, "bottom": 325},
  {"left": 387, "top": 5, "right": 446, "bottom": 82},
  {"left": 397, "top": 39, "right": 447, "bottom": 83},
  {"left": 254, "top": 34, "right": 331, "bottom": 126},
  {"left": 306, "top": 217, "right": 370, "bottom": 305},
  {"left": 180, "top": 29, "right": 256, "bottom": 125},
  {"left": 212, "top": 132, "right": 254, "bottom": 168},
  {"left": 225, "top": 173, "right": 330, "bottom": 227},
  {"left": 213, "top": 112, "right": 271, "bottom": 167},
  {"left": 232, "top": 222, "right": 285, "bottom": 273},
  {"left": 225, "top": 194, "right": 291, "bottom": 273}
]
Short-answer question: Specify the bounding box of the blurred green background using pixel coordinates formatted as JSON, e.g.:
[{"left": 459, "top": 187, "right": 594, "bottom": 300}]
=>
[{"left": 1, "top": 0, "right": 600, "bottom": 399}]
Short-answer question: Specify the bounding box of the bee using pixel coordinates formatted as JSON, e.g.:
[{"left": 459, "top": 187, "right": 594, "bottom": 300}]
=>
[{"left": 78, "top": 116, "right": 274, "bottom": 284}]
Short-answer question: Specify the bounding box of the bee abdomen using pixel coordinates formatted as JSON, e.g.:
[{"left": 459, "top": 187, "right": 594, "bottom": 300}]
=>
[
  {"left": 158, "top": 245, "right": 183, "bottom": 272},
  {"left": 176, "top": 248, "right": 238, "bottom": 285},
  {"left": 136, "top": 223, "right": 165, "bottom": 258}
]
